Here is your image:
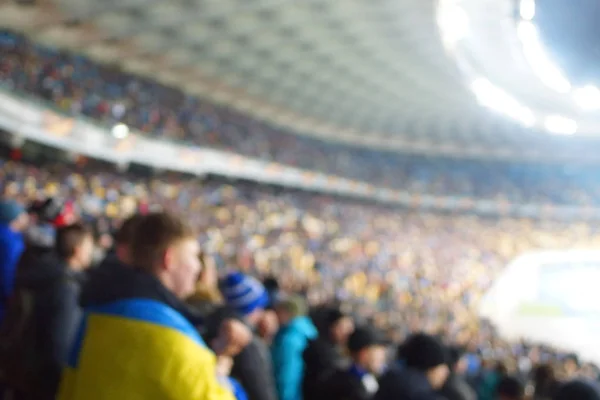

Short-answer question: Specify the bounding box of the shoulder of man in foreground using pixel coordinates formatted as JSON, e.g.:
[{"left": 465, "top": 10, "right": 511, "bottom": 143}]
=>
[{"left": 58, "top": 298, "right": 235, "bottom": 400}]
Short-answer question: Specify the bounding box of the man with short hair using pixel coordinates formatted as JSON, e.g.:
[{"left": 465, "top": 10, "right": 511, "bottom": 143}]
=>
[
  {"left": 303, "top": 306, "right": 355, "bottom": 400},
  {"left": 3, "top": 222, "right": 94, "bottom": 400},
  {"left": 325, "top": 326, "right": 389, "bottom": 400},
  {"left": 58, "top": 212, "right": 235, "bottom": 400},
  {"left": 112, "top": 213, "right": 143, "bottom": 265},
  {"left": 375, "top": 333, "right": 449, "bottom": 400}
]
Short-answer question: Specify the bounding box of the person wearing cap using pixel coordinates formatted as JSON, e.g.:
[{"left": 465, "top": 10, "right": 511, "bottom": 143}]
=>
[
  {"left": 375, "top": 333, "right": 449, "bottom": 400},
  {"left": 0, "top": 199, "right": 28, "bottom": 323},
  {"left": 303, "top": 306, "right": 355, "bottom": 400},
  {"left": 208, "top": 271, "right": 277, "bottom": 400},
  {"left": 325, "top": 326, "right": 389, "bottom": 400},
  {"left": 271, "top": 295, "right": 317, "bottom": 400}
]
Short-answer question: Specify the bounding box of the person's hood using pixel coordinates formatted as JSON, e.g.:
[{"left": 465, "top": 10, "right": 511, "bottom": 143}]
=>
[
  {"left": 16, "top": 253, "right": 76, "bottom": 289},
  {"left": 80, "top": 257, "right": 203, "bottom": 326},
  {"left": 286, "top": 315, "right": 318, "bottom": 339}
]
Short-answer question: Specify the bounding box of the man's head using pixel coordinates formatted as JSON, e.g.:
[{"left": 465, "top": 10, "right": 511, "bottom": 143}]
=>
[
  {"left": 322, "top": 307, "right": 354, "bottom": 345},
  {"left": 114, "top": 214, "right": 144, "bottom": 265},
  {"left": 564, "top": 354, "right": 580, "bottom": 377},
  {"left": 0, "top": 199, "right": 28, "bottom": 232},
  {"left": 398, "top": 333, "right": 449, "bottom": 389},
  {"left": 274, "top": 295, "right": 307, "bottom": 326},
  {"left": 347, "top": 326, "right": 388, "bottom": 376},
  {"left": 130, "top": 212, "right": 201, "bottom": 299},
  {"left": 220, "top": 272, "right": 269, "bottom": 326},
  {"left": 56, "top": 223, "right": 95, "bottom": 271},
  {"left": 496, "top": 376, "right": 525, "bottom": 400}
]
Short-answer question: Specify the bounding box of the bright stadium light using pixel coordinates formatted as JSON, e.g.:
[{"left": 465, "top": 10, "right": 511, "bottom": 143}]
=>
[
  {"left": 519, "top": 0, "right": 536, "bottom": 21},
  {"left": 544, "top": 115, "right": 577, "bottom": 135},
  {"left": 111, "top": 123, "right": 130, "bottom": 139},
  {"left": 437, "top": 0, "right": 469, "bottom": 47},
  {"left": 573, "top": 86, "right": 600, "bottom": 111},
  {"left": 471, "top": 78, "right": 536, "bottom": 127},
  {"left": 517, "top": 21, "right": 571, "bottom": 94}
]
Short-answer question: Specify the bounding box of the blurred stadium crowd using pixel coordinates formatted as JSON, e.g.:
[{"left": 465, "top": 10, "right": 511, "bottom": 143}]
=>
[
  {"left": 2, "top": 31, "right": 600, "bottom": 207},
  {"left": 0, "top": 23, "right": 600, "bottom": 400},
  {"left": 0, "top": 147, "right": 599, "bottom": 399}
]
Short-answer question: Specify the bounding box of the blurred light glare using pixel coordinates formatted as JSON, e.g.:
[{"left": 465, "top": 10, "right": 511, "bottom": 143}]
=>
[
  {"left": 111, "top": 123, "right": 130, "bottom": 139},
  {"left": 573, "top": 86, "right": 600, "bottom": 111},
  {"left": 544, "top": 115, "right": 577, "bottom": 135},
  {"left": 437, "top": 1, "right": 469, "bottom": 46},
  {"left": 519, "top": 0, "right": 535, "bottom": 21},
  {"left": 517, "top": 21, "right": 571, "bottom": 94},
  {"left": 471, "top": 78, "right": 535, "bottom": 127}
]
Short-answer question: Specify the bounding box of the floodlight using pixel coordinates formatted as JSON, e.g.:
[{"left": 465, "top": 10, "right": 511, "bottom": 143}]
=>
[
  {"left": 519, "top": 0, "right": 535, "bottom": 21},
  {"left": 544, "top": 115, "right": 577, "bottom": 135},
  {"left": 112, "top": 123, "right": 130, "bottom": 139},
  {"left": 573, "top": 86, "right": 600, "bottom": 111},
  {"left": 518, "top": 21, "right": 571, "bottom": 94}
]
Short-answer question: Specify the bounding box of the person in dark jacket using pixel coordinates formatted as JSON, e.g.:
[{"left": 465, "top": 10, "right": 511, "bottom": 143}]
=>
[
  {"left": 9, "top": 223, "right": 94, "bottom": 400},
  {"left": 215, "top": 271, "right": 278, "bottom": 400},
  {"left": 303, "top": 306, "right": 355, "bottom": 400},
  {"left": 553, "top": 380, "right": 600, "bottom": 400},
  {"left": 440, "top": 346, "right": 477, "bottom": 400},
  {"left": 531, "top": 363, "right": 559, "bottom": 400},
  {"left": 0, "top": 199, "right": 28, "bottom": 324},
  {"left": 325, "top": 326, "right": 388, "bottom": 400},
  {"left": 375, "top": 333, "right": 449, "bottom": 400},
  {"left": 271, "top": 295, "right": 317, "bottom": 400},
  {"left": 496, "top": 375, "right": 525, "bottom": 400}
]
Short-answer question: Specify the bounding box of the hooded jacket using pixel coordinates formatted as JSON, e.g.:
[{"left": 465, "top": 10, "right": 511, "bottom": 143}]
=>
[
  {"left": 271, "top": 316, "right": 318, "bottom": 400},
  {"left": 57, "top": 261, "right": 234, "bottom": 400}
]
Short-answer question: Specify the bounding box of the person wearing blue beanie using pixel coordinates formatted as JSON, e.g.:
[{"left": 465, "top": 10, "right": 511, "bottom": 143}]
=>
[
  {"left": 221, "top": 272, "right": 270, "bottom": 322},
  {"left": 0, "top": 199, "right": 28, "bottom": 324},
  {"left": 218, "top": 272, "right": 278, "bottom": 400}
]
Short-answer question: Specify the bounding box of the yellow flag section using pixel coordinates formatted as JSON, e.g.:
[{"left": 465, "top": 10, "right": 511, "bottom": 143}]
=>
[{"left": 58, "top": 299, "right": 235, "bottom": 400}]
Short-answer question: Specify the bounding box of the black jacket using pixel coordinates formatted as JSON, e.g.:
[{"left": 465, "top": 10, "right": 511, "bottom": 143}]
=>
[
  {"left": 440, "top": 374, "right": 477, "bottom": 400},
  {"left": 13, "top": 253, "right": 84, "bottom": 400},
  {"left": 204, "top": 306, "right": 278, "bottom": 400},
  {"left": 324, "top": 367, "right": 379, "bottom": 400},
  {"left": 375, "top": 366, "right": 447, "bottom": 400},
  {"left": 303, "top": 337, "right": 348, "bottom": 400}
]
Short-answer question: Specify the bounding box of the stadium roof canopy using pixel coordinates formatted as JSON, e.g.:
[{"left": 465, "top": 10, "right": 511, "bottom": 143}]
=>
[{"left": 2, "top": 0, "right": 600, "bottom": 157}]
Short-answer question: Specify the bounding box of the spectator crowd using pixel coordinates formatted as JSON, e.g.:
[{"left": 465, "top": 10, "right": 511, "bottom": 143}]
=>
[
  {"left": 3, "top": 31, "right": 600, "bottom": 206},
  {"left": 0, "top": 152, "right": 599, "bottom": 400}
]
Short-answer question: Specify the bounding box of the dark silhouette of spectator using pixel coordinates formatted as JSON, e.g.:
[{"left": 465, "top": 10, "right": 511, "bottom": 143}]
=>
[
  {"left": 375, "top": 333, "right": 449, "bottom": 400},
  {"left": 440, "top": 346, "right": 476, "bottom": 400},
  {"left": 325, "top": 326, "right": 388, "bottom": 400}
]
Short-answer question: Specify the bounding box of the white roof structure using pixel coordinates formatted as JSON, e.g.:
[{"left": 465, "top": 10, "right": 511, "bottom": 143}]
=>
[{"left": 2, "top": 0, "right": 600, "bottom": 159}]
